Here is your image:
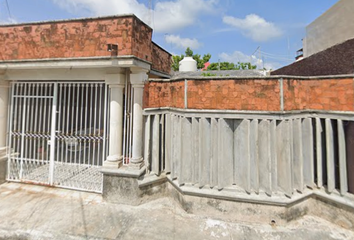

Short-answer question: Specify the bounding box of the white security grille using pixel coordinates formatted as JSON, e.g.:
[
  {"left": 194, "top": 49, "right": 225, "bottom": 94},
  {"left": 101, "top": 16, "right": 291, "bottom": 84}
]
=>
[
  {"left": 122, "top": 79, "right": 133, "bottom": 165},
  {"left": 7, "top": 82, "right": 109, "bottom": 193}
]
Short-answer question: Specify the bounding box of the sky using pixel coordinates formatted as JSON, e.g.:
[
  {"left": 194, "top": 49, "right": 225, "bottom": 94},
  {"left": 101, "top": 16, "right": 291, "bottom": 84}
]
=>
[{"left": 0, "top": 0, "right": 339, "bottom": 70}]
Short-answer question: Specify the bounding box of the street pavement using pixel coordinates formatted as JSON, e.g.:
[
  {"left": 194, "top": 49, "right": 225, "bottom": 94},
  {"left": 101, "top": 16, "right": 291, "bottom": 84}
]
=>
[{"left": 0, "top": 182, "right": 353, "bottom": 240}]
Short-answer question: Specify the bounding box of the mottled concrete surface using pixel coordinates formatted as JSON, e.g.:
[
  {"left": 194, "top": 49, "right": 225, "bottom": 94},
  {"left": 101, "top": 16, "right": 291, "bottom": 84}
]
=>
[{"left": 0, "top": 183, "right": 353, "bottom": 240}]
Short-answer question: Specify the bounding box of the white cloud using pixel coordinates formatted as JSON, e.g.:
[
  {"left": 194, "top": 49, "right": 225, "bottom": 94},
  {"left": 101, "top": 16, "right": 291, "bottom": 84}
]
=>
[
  {"left": 223, "top": 14, "right": 282, "bottom": 42},
  {"left": 0, "top": 17, "right": 17, "bottom": 25},
  {"left": 52, "top": 0, "right": 218, "bottom": 33},
  {"left": 219, "top": 51, "right": 282, "bottom": 70},
  {"left": 165, "top": 34, "right": 202, "bottom": 50}
]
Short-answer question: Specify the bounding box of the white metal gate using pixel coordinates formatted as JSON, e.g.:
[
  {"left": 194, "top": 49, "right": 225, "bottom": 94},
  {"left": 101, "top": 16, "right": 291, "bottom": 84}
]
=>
[
  {"left": 122, "top": 79, "right": 133, "bottom": 165},
  {"left": 7, "top": 82, "right": 108, "bottom": 193}
]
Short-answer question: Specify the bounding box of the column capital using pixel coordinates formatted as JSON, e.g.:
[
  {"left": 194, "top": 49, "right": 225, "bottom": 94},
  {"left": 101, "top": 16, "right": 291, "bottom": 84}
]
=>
[
  {"left": 130, "top": 68, "right": 149, "bottom": 75},
  {"left": 130, "top": 71, "right": 148, "bottom": 87},
  {"left": 105, "top": 73, "right": 126, "bottom": 86},
  {"left": 109, "top": 84, "right": 125, "bottom": 89},
  {"left": 131, "top": 83, "right": 145, "bottom": 89}
]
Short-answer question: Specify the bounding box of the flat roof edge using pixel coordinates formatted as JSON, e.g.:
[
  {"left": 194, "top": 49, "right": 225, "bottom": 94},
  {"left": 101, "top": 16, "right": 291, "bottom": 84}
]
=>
[
  {"left": 0, "top": 14, "right": 152, "bottom": 30},
  {"left": 149, "top": 74, "right": 354, "bottom": 82},
  {"left": 0, "top": 55, "right": 151, "bottom": 64}
]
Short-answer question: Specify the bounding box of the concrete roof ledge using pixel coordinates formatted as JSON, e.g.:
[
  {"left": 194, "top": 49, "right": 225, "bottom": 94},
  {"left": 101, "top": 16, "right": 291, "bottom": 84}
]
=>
[
  {"left": 149, "top": 73, "right": 354, "bottom": 82},
  {"left": 0, "top": 56, "right": 151, "bottom": 70}
]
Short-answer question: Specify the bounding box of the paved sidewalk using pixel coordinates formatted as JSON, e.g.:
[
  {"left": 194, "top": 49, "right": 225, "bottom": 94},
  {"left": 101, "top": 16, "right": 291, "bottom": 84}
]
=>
[{"left": 0, "top": 182, "right": 353, "bottom": 240}]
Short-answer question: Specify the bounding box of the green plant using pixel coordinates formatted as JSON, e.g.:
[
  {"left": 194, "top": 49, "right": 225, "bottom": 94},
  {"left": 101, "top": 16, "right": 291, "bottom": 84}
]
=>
[{"left": 201, "top": 72, "right": 217, "bottom": 77}]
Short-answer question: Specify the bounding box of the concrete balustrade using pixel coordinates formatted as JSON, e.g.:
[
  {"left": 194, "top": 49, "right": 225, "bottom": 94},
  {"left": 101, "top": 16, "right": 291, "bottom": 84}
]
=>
[{"left": 144, "top": 110, "right": 353, "bottom": 202}]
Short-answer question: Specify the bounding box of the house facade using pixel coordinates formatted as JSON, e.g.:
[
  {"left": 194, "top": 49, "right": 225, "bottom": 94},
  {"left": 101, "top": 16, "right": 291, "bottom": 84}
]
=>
[
  {"left": 1, "top": 14, "right": 354, "bottom": 229},
  {"left": 0, "top": 14, "right": 171, "bottom": 193}
]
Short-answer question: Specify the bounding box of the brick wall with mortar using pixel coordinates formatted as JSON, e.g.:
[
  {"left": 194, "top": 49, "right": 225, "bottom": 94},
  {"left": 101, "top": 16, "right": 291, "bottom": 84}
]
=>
[
  {"left": 144, "top": 77, "right": 354, "bottom": 112},
  {"left": 144, "top": 81, "right": 185, "bottom": 109},
  {"left": 283, "top": 78, "right": 354, "bottom": 111},
  {"left": 131, "top": 17, "right": 152, "bottom": 62},
  {"left": 151, "top": 43, "right": 172, "bottom": 75},
  {"left": 187, "top": 79, "right": 280, "bottom": 111},
  {"left": 0, "top": 15, "right": 171, "bottom": 75}
]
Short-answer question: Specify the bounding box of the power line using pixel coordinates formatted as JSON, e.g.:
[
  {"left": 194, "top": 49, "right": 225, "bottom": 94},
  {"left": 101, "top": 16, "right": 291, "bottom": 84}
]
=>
[
  {"left": 251, "top": 46, "right": 260, "bottom": 56},
  {"left": 253, "top": 48, "right": 294, "bottom": 62},
  {"left": 260, "top": 50, "right": 292, "bottom": 58},
  {"left": 5, "top": 0, "right": 12, "bottom": 19},
  {"left": 262, "top": 55, "right": 294, "bottom": 62}
]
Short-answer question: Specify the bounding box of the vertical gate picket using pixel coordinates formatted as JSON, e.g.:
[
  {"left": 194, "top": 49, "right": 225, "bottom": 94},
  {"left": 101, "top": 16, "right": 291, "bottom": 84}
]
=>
[
  {"left": 7, "top": 81, "right": 108, "bottom": 193},
  {"left": 49, "top": 83, "right": 57, "bottom": 185}
]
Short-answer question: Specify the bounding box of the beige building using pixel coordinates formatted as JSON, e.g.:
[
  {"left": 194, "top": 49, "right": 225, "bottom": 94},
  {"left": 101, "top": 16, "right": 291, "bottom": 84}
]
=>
[{"left": 304, "top": 0, "right": 354, "bottom": 57}]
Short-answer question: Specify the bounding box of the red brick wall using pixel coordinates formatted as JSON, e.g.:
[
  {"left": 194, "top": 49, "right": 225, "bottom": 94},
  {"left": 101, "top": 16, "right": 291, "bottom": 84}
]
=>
[
  {"left": 144, "top": 81, "right": 184, "bottom": 109},
  {"left": 0, "top": 15, "right": 172, "bottom": 75},
  {"left": 131, "top": 17, "right": 152, "bottom": 62},
  {"left": 0, "top": 16, "right": 137, "bottom": 60},
  {"left": 144, "top": 77, "right": 354, "bottom": 112},
  {"left": 151, "top": 43, "right": 172, "bottom": 75},
  {"left": 188, "top": 79, "right": 280, "bottom": 111},
  {"left": 283, "top": 78, "right": 354, "bottom": 111}
]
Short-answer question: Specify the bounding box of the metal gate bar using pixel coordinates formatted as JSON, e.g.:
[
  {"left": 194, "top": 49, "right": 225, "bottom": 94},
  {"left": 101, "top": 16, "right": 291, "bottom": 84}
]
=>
[
  {"left": 122, "top": 78, "right": 134, "bottom": 165},
  {"left": 54, "top": 82, "right": 108, "bottom": 192},
  {"left": 7, "top": 82, "right": 109, "bottom": 193},
  {"left": 8, "top": 83, "right": 54, "bottom": 184}
]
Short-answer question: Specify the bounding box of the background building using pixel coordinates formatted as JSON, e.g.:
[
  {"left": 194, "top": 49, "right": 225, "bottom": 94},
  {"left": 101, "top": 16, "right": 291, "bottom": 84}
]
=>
[
  {"left": 273, "top": 0, "right": 354, "bottom": 76},
  {"left": 304, "top": 0, "right": 354, "bottom": 58}
]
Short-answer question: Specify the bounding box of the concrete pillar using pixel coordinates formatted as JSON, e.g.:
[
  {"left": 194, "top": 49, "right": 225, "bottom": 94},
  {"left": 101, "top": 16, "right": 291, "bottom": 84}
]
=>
[
  {"left": 152, "top": 114, "right": 160, "bottom": 174},
  {"left": 180, "top": 117, "right": 192, "bottom": 185},
  {"left": 345, "top": 121, "right": 354, "bottom": 194},
  {"left": 250, "top": 119, "right": 259, "bottom": 193},
  {"left": 199, "top": 117, "right": 210, "bottom": 187},
  {"left": 234, "top": 119, "right": 250, "bottom": 193},
  {"left": 337, "top": 119, "right": 348, "bottom": 195},
  {"left": 325, "top": 119, "right": 335, "bottom": 193},
  {"left": 302, "top": 118, "right": 314, "bottom": 189},
  {"left": 258, "top": 120, "right": 271, "bottom": 195},
  {"left": 192, "top": 117, "right": 199, "bottom": 184},
  {"left": 315, "top": 118, "right": 323, "bottom": 188},
  {"left": 270, "top": 120, "right": 277, "bottom": 193},
  {"left": 210, "top": 118, "right": 218, "bottom": 188},
  {"left": 218, "top": 119, "right": 234, "bottom": 190},
  {"left": 104, "top": 74, "right": 125, "bottom": 168},
  {"left": 143, "top": 115, "right": 151, "bottom": 172},
  {"left": 171, "top": 115, "right": 182, "bottom": 179},
  {"left": 0, "top": 81, "right": 9, "bottom": 147},
  {"left": 277, "top": 120, "right": 293, "bottom": 197},
  {"left": 129, "top": 71, "right": 147, "bottom": 169},
  {"left": 292, "top": 119, "right": 304, "bottom": 192},
  {"left": 164, "top": 113, "right": 172, "bottom": 174},
  {"left": 0, "top": 79, "right": 9, "bottom": 184}
]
